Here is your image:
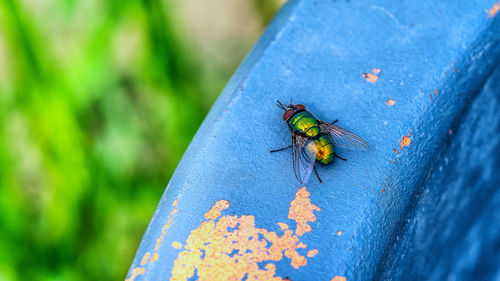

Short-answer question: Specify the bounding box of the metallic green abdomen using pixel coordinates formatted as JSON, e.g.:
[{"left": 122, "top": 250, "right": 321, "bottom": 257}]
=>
[
  {"left": 288, "top": 111, "right": 320, "bottom": 137},
  {"left": 314, "top": 135, "right": 335, "bottom": 165}
]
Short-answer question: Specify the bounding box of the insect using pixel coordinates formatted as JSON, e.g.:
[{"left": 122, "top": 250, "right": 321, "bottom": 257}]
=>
[{"left": 271, "top": 100, "right": 368, "bottom": 184}]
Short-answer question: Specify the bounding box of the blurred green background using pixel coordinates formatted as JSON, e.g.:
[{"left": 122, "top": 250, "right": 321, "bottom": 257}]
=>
[{"left": 0, "top": 0, "right": 283, "bottom": 280}]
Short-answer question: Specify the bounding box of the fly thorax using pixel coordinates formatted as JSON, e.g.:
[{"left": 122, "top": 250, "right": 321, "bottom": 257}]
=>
[{"left": 288, "top": 111, "right": 320, "bottom": 137}]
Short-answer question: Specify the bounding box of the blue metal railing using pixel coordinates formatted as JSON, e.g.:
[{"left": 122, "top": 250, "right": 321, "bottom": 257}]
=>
[{"left": 126, "top": 1, "right": 500, "bottom": 280}]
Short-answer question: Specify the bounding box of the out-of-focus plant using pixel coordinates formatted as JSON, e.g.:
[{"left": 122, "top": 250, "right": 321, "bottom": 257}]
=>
[{"left": 0, "top": 0, "right": 282, "bottom": 280}]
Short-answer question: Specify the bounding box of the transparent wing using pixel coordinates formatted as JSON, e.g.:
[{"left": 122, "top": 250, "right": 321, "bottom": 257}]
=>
[
  {"left": 319, "top": 121, "right": 369, "bottom": 149},
  {"left": 292, "top": 132, "right": 317, "bottom": 185}
]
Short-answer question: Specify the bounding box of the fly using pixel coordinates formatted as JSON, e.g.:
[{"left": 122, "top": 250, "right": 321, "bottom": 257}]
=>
[{"left": 271, "top": 100, "right": 368, "bottom": 184}]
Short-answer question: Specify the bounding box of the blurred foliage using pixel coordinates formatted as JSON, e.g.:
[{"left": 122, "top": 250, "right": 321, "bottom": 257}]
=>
[{"left": 0, "top": 0, "right": 282, "bottom": 280}]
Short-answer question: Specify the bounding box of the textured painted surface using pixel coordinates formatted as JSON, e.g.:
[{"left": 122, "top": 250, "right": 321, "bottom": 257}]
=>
[
  {"left": 376, "top": 65, "right": 500, "bottom": 281},
  {"left": 169, "top": 187, "right": 319, "bottom": 280},
  {"left": 126, "top": 0, "right": 500, "bottom": 280}
]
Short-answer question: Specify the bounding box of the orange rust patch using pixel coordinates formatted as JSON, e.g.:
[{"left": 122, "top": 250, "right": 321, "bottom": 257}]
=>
[
  {"left": 336, "top": 230, "right": 343, "bottom": 236},
  {"left": 288, "top": 187, "right": 321, "bottom": 236},
  {"left": 489, "top": 2, "right": 500, "bottom": 17},
  {"left": 400, "top": 135, "right": 411, "bottom": 150},
  {"left": 204, "top": 200, "right": 230, "bottom": 220},
  {"left": 331, "top": 276, "right": 347, "bottom": 281},
  {"left": 277, "top": 222, "right": 289, "bottom": 231},
  {"left": 362, "top": 72, "right": 379, "bottom": 83},
  {"left": 172, "top": 241, "right": 182, "bottom": 249},
  {"left": 125, "top": 267, "right": 145, "bottom": 281},
  {"left": 386, "top": 99, "right": 395, "bottom": 106},
  {"left": 393, "top": 148, "right": 399, "bottom": 154},
  {"left": 154, "top": 198, "right": 179, "bottom": 251},
  {"left": 170, "top": 187, "right": 321, "bottom": 280},
  {"left": 150, "top": 253, "right": 160, "bottom": 263},
  {"left": 140, "top": 252, "right": 151, "bottom": 266},
  {"left": 382, "top": 189, "right": 386, "bottom": 194},
  {"left": 307, "top": 249, "right": 318, "bottom": 257},
  {"left": 372, "top": 68, "right": 381, "bottom": 74}
]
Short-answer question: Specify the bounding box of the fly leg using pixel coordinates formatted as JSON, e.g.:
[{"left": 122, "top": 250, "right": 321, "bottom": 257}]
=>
[
  {"left": 314, "top": 166, "right": 323, "bottom": 184},
  {"left": 332, "top": 119, "right": 338, "bottom": 124},
  {"left": 334, "top": 153, "right": 347, "bottom": 161},
  {"left": 270, "top": 145, "right": 292, "bottom": 153}
]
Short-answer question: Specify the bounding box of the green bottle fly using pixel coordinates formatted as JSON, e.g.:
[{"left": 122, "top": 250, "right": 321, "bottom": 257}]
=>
[{"left": 271, "top": 101, "right": 368, "bottom": 184}]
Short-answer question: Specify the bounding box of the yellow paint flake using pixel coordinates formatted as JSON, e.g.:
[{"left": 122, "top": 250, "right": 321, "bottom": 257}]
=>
[
  {"left": 362, "top": 72, "right": 379, "bottom": 83},
  {"left": 170, "top": 187, "right": 321, "bottom": 280},
  {"left": 331, "top": 276, "right": 347, "bottom": 281},
  {"left": 204, "top": 200, "right": 230, "bottom": 220},
  {"left": 336, "top": 230, "right": 343, "bottom": 236},
  {"left": 140, "top": 252, "right": 151, "bottom": 266},
  {"left": 288, "top": 187, "right": 321, "bottom": 236},
  {"left": 307, "top": 249, "right": 318, "bottom": 257},
  {"left": 150, "top": 253, "right": 159, "bottom": 263},
  {"left": 154, "top": 198, "right": 179, "bottom": 251},
  {"left": 171, "top": 241, "right": 182, "bottom": 249},
  {"left": 125, "top": 267, "right": 145, "bottom": 281},
  {"left": 489, "top": 2, "right": 499, "bottom": 17},
  {"left": 372, "top": 68, "right": 381, "bottom": 74},
  {"left": 400, "top": 135, "right": 411, "bottom": 150},
  {"left": 277, "top": 222, "right": 289, "bottom": 231}
]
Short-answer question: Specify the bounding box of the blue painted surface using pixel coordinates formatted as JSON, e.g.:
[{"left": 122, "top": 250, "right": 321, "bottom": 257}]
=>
[
  {"left": 126, "top": 1, "right": 500, "bottom": 280},
  {"left": 376, "top": 66, "right": 500, "bottom": 280}
]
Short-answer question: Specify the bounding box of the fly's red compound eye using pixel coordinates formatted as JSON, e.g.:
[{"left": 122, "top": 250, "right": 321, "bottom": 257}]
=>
[
  {"left": 283, "top": 109, "right": 294, "bottom": 121},
  {"left": 295, "top": 104, "right": 305, "bottom": 110}
]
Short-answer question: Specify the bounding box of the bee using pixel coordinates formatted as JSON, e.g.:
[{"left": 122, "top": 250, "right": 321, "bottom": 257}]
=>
[{"left": 271, "top": 100, "right": 368, "bottom": 184}]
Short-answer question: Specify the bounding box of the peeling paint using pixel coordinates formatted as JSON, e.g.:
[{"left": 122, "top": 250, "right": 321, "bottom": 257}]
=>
[
  {"left": 307, "top": 249, "right": 318, "bottom": 257},
  {"left": 331, "top": 276, "right": 347, "bottom": 281},
  {"left": 151, "top": 253, "right": 160, "bottom": 263},
  {"left": 363, "top": 68, "right": 380, "bottom": 83},
  {"left": 288, "top": 187, "right": 321, "bottom": 236},
  {"left": 386, "top": 99, "right": 395, "bottom": 106},
  {"left": 125, "top": 267, "right": 145, "bottom": 281},
  {"left": 400, "top": 135, "right": 411, "bottom": 150},
  {"left": 362, "top": 72, "right": 379, "bottom": 83},
  {"left": 141, "top": 252, "right": 151, "bottom": 266},
  {"left": 125, "top": 199, "right": 179, "bottom": 280},
  {"left": 489, "top": 2, "right": 499, "bottom": 17},
  {"left": 393, "top": 148, "right": 399, "bottom": 154},
  {"left": 204, "top": 199, "right": 230, "bottom": 220},
  {"left": 430, "top": 89, "right": 439, "bottom": 101},
  {"left": 155, "top": 198, "right": 179, "bottom": 251},
  {"left": 171, "top": 241, "right": 182, "bottom": 249},
  {"left": 336, "top": 230, "right": 343, "bottom": 236},
  {"left": 170, "top": 187, "right": 320, "bottom": 280},
  {"left": 278, "top": 222, "right": 289, "bottom": 231}
]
